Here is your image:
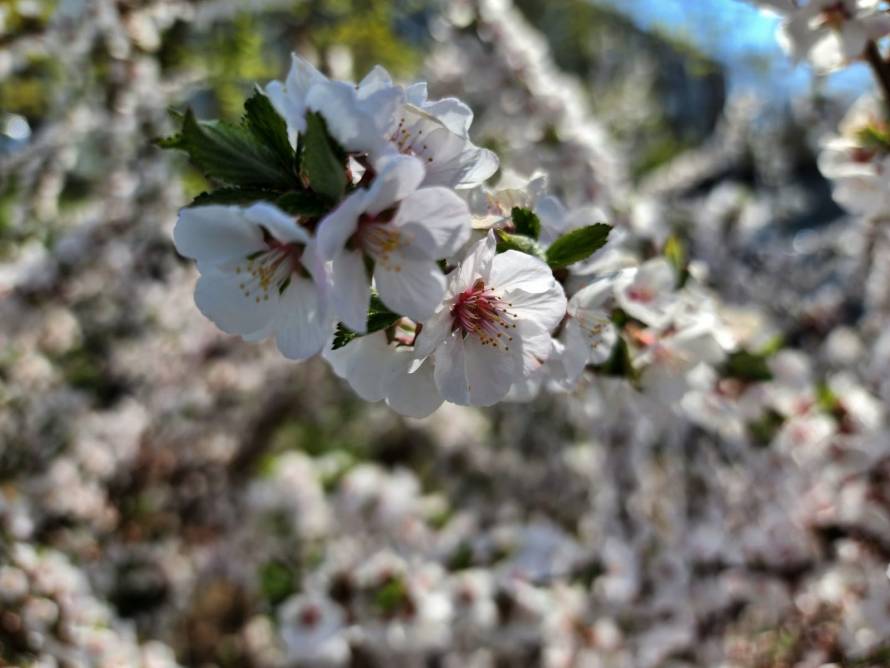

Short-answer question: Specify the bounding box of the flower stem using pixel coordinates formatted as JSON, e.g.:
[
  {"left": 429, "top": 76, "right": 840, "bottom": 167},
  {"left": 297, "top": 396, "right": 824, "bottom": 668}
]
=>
[{"left": 864, "top": 41, "right": 890, "bottom": 118}]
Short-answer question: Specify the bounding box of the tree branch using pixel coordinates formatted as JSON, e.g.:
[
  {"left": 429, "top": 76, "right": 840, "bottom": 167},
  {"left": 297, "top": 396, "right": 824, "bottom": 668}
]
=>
[{"left": 864, "top": 40, "right": 890, "bottom": 117}]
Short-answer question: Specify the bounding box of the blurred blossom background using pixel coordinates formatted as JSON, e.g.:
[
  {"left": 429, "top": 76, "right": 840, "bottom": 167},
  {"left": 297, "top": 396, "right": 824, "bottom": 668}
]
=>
[{"left": 3, "top": 1, "right": 890, "bottom": 667}]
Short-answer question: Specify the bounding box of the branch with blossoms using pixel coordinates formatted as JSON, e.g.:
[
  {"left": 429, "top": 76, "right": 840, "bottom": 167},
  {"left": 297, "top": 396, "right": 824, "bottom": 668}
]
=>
[{"left": 156, "top": 44, "right": 749, "bottom": 421}]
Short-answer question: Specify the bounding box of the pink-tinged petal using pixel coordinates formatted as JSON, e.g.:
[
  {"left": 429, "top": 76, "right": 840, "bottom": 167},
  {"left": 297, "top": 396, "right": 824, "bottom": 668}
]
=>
[
  {"left": 385, "top": 354, "right": 443, "bottom": 418},
  {"left": 274, "top": 276, "right": 332, "bottom": 360},
  {"left": 316, "top": 190, "right": 367, "bottom": 260},
  {"left": 245, "top": 203, "right": 310, "bottom": 245},
  {"left": 364, "top": 154, "right": 425, "bottom": 216},
  {"left": 331, "top": 249, "right": 370, "bottom": 333},
  {"left": 394, "top": 187, "right": 471, "bottom": 259},
  {"left": 490, "top": 250, "right": 559, "bottom": 295},
  {"left": 194, "top": 271, "right": 278, "bottom": 337},
  {"left": 174, "top": 206, "right": 265, "bottom": 265},
  {"left": 374, "top": 257, "right": 446, "bottom": 323}
]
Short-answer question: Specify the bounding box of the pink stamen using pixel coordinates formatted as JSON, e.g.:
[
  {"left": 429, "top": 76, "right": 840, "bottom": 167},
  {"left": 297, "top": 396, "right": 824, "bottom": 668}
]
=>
[{"left": 451, "top": 279, "right": 517, "bottom": 349}]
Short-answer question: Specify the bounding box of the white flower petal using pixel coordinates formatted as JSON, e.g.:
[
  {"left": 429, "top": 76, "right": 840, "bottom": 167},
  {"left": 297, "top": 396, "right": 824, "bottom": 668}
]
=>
[
  {"left": 174, "top": 206, "right": 265, "bottom": 265},
  {"left": 317, "top": 190, "right": 367, "bottom": 260},
  {"left": 194, "top": 271, "right": 278, "bottom": 337},
  {"left": 365, "top": 154, "right": 425, "bottom": 216},
  {"left": 274, "top": 276, "right": 332, "bottom": 360},
  {"left": 413, "top": 306, "right": 452, "bottom": 357},
  {"left": 374, "top": 257, "right": 446, "bottom": 323},
  {"left": 422, "top": 97, "right": 474, "bottom": 136},
  {"left": 385, "top": 354, "right": 443, "bottom": 418},
  {"left": 245, "top": 203, "right": 310, "bottom": 244},
  {"left": 331, "top": 249, "right": 370, "bottom": 333},
  {"left": 433, "top": 331, "right": 520, "bottom": 406},
  {"left": 451, "top": 233, "right": 496, "bottom": 293},
  {"left": 394, "top": 187, "right": 471, "bottom": 259},
  {"left": 489, "top": 250, "right": 560, "bottom": 295},
  {"left": 307, "top": 81, "right": 388, "bottom": 156},
  {"left": 325, "top": 332, "right": 393, "bottom": 401}
]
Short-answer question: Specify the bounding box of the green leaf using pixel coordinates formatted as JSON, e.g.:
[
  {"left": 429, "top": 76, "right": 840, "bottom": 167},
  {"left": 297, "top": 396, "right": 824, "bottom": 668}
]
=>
[
  {"left": 276, "top": 190, "right": 331, "bottom": 217},
  {"left": 190, "top": 187, "right": 281, "bottom": 207},
  {"left": 748, "top": 410, "right": 784, "bottom": 446},
  {"left": 374, "top": 577, "right": 410, "bottom": 616},
  {"left": 495, "top": 229, "right": 546, "bottom": 260},
  {"left": 157, "top": 109, "right": 296, "bottom": 190},
  {"left": 301, "top": 112, "right": 347, "bottom": 203},
  {"left": 857, "top": 123, "right": 890, "bottom": 153},
  {"left": 243, "top": 89, "right": 295, "bottom": 175},
  {"left": 511, "top": 206, "right": 541, "bottom": 239},
  {"left": 331, "top": 293, "right": 401, "bottom": 350},
  {"left": 259, "top": 561, "right": 298, "bottom": 607},
  {"left": 722, "top": 349, "right": 773, "bottom": 382},
  {"left": 546, "top": 223, "right": 611, "bottom": 268},
  {"left": 664, "top": 234, "right": 690, "bottom": 288}
]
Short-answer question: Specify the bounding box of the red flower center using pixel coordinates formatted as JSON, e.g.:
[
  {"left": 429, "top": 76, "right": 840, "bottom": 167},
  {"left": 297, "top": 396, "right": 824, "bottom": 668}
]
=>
[{"left": 451, "top": 279, "right": 517, "bottom": 349}]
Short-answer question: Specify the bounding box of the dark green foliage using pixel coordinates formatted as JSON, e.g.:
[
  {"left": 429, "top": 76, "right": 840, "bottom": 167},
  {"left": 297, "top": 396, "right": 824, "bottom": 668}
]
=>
[
  {"left": 156, "top": 109, "right": 296, "bottom": 190},
  {"left": 331, "top": 293, "right": 401, "bottom": 350},
  {"left": 300, "top": 112, "right": 347, "bottom": 203},
  {"left": 722, "top": 350, "right": 773, "bottom": 382},
  {"left": 546, "top": 223, "right": 611, "bottom": 268},
  {"left": 511, "top": 206, "right": 541, "bottom": 239},
  {"left": 243, "top": 89, "right": 296, "bottom": 175}
]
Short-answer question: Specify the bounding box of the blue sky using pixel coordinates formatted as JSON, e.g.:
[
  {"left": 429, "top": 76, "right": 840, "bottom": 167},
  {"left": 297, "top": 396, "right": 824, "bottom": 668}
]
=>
[{"left": 599, "top": 0, "right": 871, "bottom": 100}]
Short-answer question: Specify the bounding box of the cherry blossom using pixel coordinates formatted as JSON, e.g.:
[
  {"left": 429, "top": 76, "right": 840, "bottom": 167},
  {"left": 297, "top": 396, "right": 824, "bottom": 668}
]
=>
[
  {"left": 775, "top": 0, "right": 890, "bottom": 72},
  {"left": 415, "top": 233, "right": 566, "bottom": 406},
  {"left": 325, "top": 326, "right": 443, "bottom": 418},
  {"left": 266, "top": 53, "right": 405, "bottom": 157},
  {"left": 173, "top": 203, "right": 333, "bottom": 360},
  {"left": 317, "top": 154, "right": 471, "bottom": 331}
]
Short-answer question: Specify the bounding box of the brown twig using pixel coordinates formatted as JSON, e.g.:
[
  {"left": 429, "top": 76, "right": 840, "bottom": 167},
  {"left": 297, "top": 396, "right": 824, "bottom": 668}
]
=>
[{"left": 864, "top": 40, "right": 890, "bottom": 118}]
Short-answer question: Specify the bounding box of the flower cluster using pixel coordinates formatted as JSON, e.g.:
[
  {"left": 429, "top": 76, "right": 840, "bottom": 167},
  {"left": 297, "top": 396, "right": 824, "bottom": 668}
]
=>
[
  {"left": 165, "top": 55, "right": 626, "bottom": 416},
  {"left": 751, "top": 0, "right": 890, "bottom": 73}
]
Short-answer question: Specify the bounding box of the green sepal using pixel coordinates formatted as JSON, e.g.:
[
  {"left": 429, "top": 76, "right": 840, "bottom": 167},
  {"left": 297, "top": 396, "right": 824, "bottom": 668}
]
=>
[
  {"left": 511, "top": 206, "right": 541, "bottom": 239},
  {"left": 495, "top": 229, "right": 546, "bottom": 260},
  {"left": 331, "top": 293, "right": 401, "bottom": 350}
]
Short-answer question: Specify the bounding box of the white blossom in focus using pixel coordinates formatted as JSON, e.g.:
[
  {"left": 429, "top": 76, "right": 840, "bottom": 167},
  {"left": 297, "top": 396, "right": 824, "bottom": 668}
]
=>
[
  {"left": 415, "top": 233, "right": 567, "bottom": 406},
  {"left": 317, "top": 154, "right": 471, "bottom": 331},
  {"left": 173, "top": 203, "right": 333, "bottom": 360}
]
